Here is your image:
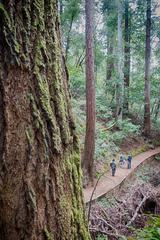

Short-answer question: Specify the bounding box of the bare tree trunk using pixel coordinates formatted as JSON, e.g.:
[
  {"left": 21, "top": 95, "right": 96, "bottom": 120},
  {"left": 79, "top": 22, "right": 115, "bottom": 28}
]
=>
[
  {"left": 105, "top": 33, "right": 116, "bottom": 102},
  {"left": 106, "top": 36, "right": 114, "bottom": 82},
  {"left": 83, "top": 0, "right": 95, "bottom": 186},
  {"left": 144, "top": 0, "right": 151, "bottom": 136},
  {"left": 116, "top": 0, "right": 124, "bottom": 120},
  {"left": 155, "top": 100, "right": 160, "bottom": 120},
  {"left": 0, "top": 1, "right": 90, "bottom": 239},
  {"left": 154, "top": 85, "right": 160, "bottom": 120},
  {"left": 123, "top": 0, "right": 131, "bottom": 114},
  {"left": 65, "top": 14, "right": 74, "bottom": 61},
  {"left": 59, "top": 0, "right": 64, "bottom": 15}
]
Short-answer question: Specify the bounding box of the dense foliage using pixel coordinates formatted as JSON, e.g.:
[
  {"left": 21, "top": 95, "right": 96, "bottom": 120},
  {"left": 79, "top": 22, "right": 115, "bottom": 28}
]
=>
[{"left": 59, "top": 0, "right": 160, "bottom": 167}]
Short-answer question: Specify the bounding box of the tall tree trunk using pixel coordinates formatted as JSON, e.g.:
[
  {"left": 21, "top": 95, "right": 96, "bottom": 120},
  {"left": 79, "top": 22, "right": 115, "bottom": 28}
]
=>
[
  {"left": 144, "top": 0, "right": 151, "bottom": 136},
  {"left": 106, "top": 36, "right": 114, "bottom": 82},
  {"left": 123, "top": 0, "right": 131, "bottom": 114},
  {"left": 65, "top": 14, "right": 74, "bottom": 61},
  {"left": 0, "top": 1, "right": 90, "bottom": 239},
  {"left": 105, "top": 33, "right": 115, "bottom": 102},
  {"left": 154, "top": 85, "right": 160, "bottom": 120},
  {"left": 154, "top": 100, "right": 160, "bottom": 120},
  {"left": 59, "top": 0, "right": 63, "bottom": 15},
  {"left": 116, "top": 0, "right": 123, "bottom": 120},
  {"left": 83, "top": 0, "right": 95, "bottom": 185}
]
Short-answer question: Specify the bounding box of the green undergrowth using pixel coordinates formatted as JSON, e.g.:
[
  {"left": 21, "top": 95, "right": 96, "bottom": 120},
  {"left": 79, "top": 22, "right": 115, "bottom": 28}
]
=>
[
  {"left": 98, "top": 196, "right": 118, "bottom": 209},
  {"left": 135, "top": 164, "right": 153, "bottom": 182},
  {"left": 155, "top": 155, "right": 160, "bottom": 161},
  {"left": 96, "top": 235, "right": 106, "bottom": 240},
  {"left": 130, "top": 144, "right": 149, "bottom": 157},
  {"left": 111, "top": 119, "right": 140, "bottom": 145},
  {"left": 129, "top": 216, "right": 160, "bottom": 240},
  {"left": 72, "top": 98, "right": 142, "bottom": 175}
]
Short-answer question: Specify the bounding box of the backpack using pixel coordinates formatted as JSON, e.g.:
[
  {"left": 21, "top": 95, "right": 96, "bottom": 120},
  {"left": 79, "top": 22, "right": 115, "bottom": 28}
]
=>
[
  {"left": 128, "top": 156, "right": 132, "bottom": 162},
  {"left": 110, "top": 162, "right": 116, "bottom": 170}
]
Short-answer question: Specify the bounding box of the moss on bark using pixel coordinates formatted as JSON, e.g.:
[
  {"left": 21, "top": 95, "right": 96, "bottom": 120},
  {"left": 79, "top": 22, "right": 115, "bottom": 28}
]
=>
[{"left": 0, "top": 0, "right": 90, "bottom": 239}]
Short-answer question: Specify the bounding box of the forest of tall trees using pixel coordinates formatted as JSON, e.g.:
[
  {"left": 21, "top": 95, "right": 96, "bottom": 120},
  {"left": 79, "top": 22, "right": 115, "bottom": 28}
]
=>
[
  {"left": 60, "top": 0, "right": 160, "bottom": 183},
  {"left": 0, "top": 0, "right": 160, "bottom": 239}
]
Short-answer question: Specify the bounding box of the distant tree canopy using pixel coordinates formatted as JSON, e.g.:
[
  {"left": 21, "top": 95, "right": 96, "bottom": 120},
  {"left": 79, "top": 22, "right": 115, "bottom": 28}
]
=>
[{"left": 60, "top": 0, "right": 160, "bottom": 126}]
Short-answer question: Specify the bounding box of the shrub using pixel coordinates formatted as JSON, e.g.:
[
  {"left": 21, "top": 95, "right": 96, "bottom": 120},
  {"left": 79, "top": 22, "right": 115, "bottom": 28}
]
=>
[
  {"left": 110, "top": 119, "right": 140, "bottom": 145},
  {"left": 133, "top": 216, "right": 160, "bottom": 240},
  {"left": 96, "top": 234, "right": 107, "bottom": 240}
]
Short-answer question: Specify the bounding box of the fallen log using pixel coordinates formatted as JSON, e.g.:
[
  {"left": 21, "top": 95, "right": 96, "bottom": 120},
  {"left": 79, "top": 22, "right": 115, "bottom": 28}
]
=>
[{"left": 126, "top": 195, "right": 149, "bottom": 226}]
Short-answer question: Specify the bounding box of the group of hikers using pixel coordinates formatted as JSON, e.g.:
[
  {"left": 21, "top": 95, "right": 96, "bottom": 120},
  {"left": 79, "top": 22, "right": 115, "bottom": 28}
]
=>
[{"left": 110, "top": 154, "right": 132, "bottom": 177}]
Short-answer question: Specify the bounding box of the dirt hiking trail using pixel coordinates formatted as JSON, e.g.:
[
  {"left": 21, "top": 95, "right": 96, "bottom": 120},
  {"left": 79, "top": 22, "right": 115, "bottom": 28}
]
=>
[{"left": 83, "top": 147, "right": 160, "bottom": 203}]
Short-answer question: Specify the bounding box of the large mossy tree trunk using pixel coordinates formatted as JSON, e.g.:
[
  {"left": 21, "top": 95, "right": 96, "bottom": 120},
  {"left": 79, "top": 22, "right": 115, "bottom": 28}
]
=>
[{"left": 0, "top": 1, "right": 90, "bottom": 239}]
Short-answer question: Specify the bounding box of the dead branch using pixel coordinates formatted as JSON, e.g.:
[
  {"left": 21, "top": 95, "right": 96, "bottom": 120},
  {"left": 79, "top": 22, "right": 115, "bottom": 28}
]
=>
[
  {"left": 89, "top": 227, "right": 123, "bottom": 239},
  {"left": 97, "top": 217, "right": 119, "bottom": 236},
  {"left": 100, "top": 121, "right": 117, "bottom": 131},
  {"left": 126, "top": 195, "right": 149, "bottom": 226},
  {"left": 88, "top": 161, "right": 160, "bottom": 239},
  {"left": 88, "top": 173, "right": 105, "bottom": 222}
]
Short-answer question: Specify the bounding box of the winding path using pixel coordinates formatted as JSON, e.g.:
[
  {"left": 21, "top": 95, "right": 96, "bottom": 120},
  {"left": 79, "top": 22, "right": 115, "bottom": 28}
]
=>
[{"left": 83, "top": 147, "right": 160, "bottom": 203}]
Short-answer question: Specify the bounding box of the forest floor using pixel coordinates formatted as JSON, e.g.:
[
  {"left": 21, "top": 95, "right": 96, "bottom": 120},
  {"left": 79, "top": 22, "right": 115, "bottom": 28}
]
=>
[
  {"left": 84, "top": 147, "right": 160, "bottom": 203},
  {"left": 87, "top": 156, "right": 160, "bottom": 240}
]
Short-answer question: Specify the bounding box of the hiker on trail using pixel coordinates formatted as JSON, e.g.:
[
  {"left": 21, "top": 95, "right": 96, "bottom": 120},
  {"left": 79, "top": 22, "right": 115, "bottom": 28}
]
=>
[
  {"left": 119, "top": 154, "right": 126, "bottom": 167},
  {"left": 127, "top": 155, "right": 132, "bottom": 169},
  {"left": 110, "top": 159, "right": 116, "bottom": 176}
]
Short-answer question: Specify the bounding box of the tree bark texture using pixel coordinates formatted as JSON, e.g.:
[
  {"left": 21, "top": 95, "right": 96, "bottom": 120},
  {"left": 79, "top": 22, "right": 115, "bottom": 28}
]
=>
[
  {"left": 123, "top": 0, "right": 131, "bottom": 114},
  {"left": 116, "top": 0, "right": 124, "bottom": 120},
  {"left": 83, "top": 0, "right": 95, "bottom": 185},
  {"left": 106, "top": 36, "right": 114, "bottom": 82},
  {"left": 144, "top": 0, "right": 151, "bottom": 136},
  {"left": 0, "top": 1, "right": 90, "bottom": 239}
]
